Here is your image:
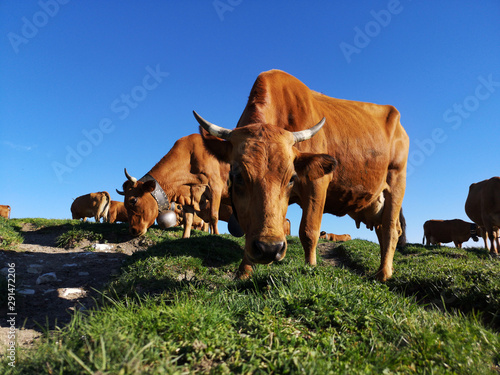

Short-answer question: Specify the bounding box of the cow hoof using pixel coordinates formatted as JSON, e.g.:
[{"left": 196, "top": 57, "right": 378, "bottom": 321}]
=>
[{"left": 374, "top": 269, "right": 392, "bottom": 282}]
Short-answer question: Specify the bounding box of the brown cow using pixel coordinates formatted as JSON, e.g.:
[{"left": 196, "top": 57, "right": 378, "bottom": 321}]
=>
[
  {"left": 0, "top": 205, "right": 11, "bottom": 219},
  {"left": 465, "top": 177, "right": 500, "bottom": 255},
  {"left": 107, "top": 200, "right": 128, "bottom": 223},
  {"left": 71, "top": 191, "right": 110, "bottom": 222},
  {"left": 319, "top": 231, "right": 351, "bottom": 242},
  {"left": 119, "top": 134, "right": 231, "bottom": 238},
  {"left": 422, "top": 219, "right": 479, "bottom": 248},
  {"left": 195, "top": 69, "right": 408, "bottom": 281}
]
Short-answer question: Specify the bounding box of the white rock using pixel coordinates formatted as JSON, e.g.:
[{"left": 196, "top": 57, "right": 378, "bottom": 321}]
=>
[
  {"left": 58, "top": 288, "right": 86, "bottom": 299},
  {"left": 92, "top": 244, "right": 113, "bottom": 251},
  {"left": 36, "top": 272, "right": 58, "bottom": 285}
]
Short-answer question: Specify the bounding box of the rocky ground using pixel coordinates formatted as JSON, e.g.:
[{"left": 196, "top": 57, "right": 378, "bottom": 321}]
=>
[{"left": 0, "top": 223, "right": 148, "bottom": 354}]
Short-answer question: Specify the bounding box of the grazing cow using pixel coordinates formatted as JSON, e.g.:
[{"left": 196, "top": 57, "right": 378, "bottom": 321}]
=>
[
  {"left": 194, "top": 69, "right": 409, "bottom": 281},
  {"left": 118, "top": 134, "right": 231, "bottom": 238},
  {"left": 422, "top": 219, "right": 480, "bottom": 248},
  {"left": 107, "top": 200, "right": 129, "bottom": 223},
  {"left": 0, "top": 205, "right": 11, "bottom": 219},
  {"left": 71, "top": 191, "right": 110, "bottom": 222},
  {"left": 284, "top": 218, "right": 291, "bottom": 236},
  {"left": 465, "top": 177, "right": 500, "bottom": 255},
  {"left": 320, "top": 231, "right": 351, "bottom": 242}
]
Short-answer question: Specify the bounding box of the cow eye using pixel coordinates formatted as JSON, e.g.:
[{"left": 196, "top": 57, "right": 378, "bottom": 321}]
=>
[
  {"left": 231, "top": 171, "right": 244, "bottom": 187},
  {"left": 129, "top": 197, "right": 138, "bottom": 206},
  {"left": 288, "top": 174, "right": 297, "bottom": 187}
]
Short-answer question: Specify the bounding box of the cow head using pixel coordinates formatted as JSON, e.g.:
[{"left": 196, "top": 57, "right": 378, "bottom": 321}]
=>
[
  {"left": 117, "top": 169, "right": 158, "bottom": 236},
  {"left": 194, "top": 111, "right": 336, "bottom": 265}
]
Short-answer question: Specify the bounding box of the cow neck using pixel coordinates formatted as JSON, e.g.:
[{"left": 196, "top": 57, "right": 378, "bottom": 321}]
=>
[{"left": 139, "top": 174, "right": 170, "bottom": 214}]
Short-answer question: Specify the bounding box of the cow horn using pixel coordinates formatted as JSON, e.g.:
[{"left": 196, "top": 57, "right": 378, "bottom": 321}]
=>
[
  {"left": 292, "top": 117, "right": 326, "bottom": 143},
  {"left": 116, "top": 189, "right": 125, "bottom": 196},
  {"left": 193, "top": 111, "right": 232, "bottom": 140},
  {"left": 124, "top": 168, "right": 137, "bottom": 184}
]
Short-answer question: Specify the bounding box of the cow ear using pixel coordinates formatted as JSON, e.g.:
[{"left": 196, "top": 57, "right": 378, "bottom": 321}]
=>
[
  {"left": 199, "top": 126, "right": 232, "bottom": 163},
  {"left": 142, "top": 180, "right": 156, "bottom": 193},
  {"left": 294, "top": 153, "right": 337, "bottom": 180}
]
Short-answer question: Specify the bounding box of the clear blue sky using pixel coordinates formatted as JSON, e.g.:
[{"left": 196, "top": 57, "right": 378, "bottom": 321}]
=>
[{"left": 1, "top": 1, "right": 499, "bottom": 247}]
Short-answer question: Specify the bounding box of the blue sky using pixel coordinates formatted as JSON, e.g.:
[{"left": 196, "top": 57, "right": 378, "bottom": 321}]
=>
[{"left": 1, "top": 1, "right": 499, "bottom": 247}]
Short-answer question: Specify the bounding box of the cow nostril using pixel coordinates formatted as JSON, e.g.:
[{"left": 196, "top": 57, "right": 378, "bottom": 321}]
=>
[
  {"left": 252, "top": 240, "right": 286, "bottom": 262},
  {"left": 253, "top": 240, "right": 265, "bottom": 259}
]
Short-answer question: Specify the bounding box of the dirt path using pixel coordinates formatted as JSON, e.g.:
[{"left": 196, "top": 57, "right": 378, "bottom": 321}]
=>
[{"left": 0, "top": 223, "right": 146, "bottom": 353}]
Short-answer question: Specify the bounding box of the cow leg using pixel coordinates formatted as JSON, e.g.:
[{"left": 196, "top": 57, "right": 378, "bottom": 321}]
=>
[
  {"left": 182, "top": 206, "right": 194, "bottom": 239},
  {"left": 482, "top": 231, "right": 490, "bottom": 252},
  {"left": 377, "top": 172, "right": 406, "bottom": 282},
  {"left": 237, "top": 254, "right": 254, "bottom": 280},
  {"left": 210, "top": 192, "right": 222, "bottom": 235},
  {"left": 298, "top": 181, "right": 328, "bottom": 266},
  {"left": 489, "top": 228, "right": 498, "bottom": 255}
]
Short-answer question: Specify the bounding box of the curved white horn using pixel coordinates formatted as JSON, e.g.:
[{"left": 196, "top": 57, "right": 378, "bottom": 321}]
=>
[
  {"left": 193, "top": 111, "right": 232, "bottom": 140},
  {"left": 124, "top": 168, "right": 137, "bottom": 184},
  {"left": 292, "top": 118, "right": 326, "bottom": 143}
]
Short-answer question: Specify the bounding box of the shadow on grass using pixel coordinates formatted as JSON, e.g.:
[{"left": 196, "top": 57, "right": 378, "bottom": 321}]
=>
[{"left": 128, "top": 234, "right": 244, "bottom": 268}]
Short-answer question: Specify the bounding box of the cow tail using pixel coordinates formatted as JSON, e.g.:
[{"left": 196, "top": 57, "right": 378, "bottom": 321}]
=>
[
  {"left": 397, "top": 208, "right": 407, "bottom": 248},
  {"left": 99, "top": 192, "right": 111, "bottom": 222},
  {"left": 103, "top": 192, "right": 111, "bottom": 222}
]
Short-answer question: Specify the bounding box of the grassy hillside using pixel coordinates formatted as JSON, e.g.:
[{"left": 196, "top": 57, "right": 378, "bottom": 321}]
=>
[{"left": 1, "top": 218, "right": 499, "bottom": 374}]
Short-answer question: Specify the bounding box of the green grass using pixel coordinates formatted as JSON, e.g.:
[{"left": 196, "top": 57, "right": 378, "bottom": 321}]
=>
[
  {"left": 1, "top": 220, "right": 500, "bottom": 374},
  {"left": 0, "top": 217, "right": 24, "bottom": 250},
  {"left": 339, "top": 240, "right": 500, "bottom": 328}
]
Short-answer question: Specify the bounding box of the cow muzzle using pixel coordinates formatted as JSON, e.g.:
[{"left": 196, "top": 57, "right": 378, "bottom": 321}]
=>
[{"left": 250, "top": 240, "right": 286, "bottom": 264}]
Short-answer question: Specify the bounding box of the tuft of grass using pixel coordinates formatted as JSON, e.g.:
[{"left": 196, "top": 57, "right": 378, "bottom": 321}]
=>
[
  {"left": 0, "top": 217, "right": 24, "bottom": 250},
  {"left": 56, "top": 228, "right": 104, "bottom": 248}
]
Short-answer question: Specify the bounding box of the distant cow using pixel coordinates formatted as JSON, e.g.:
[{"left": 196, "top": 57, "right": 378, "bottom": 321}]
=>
[
  {"left": 71, "top": 191, "right": 110, "bottom": 222},
  {"left": 107, "top": 200, "right": 128, "bottom": 223},
  {"left": 422, "top": 219, "right": 480, "bottom": 248},
  {"left": 465, "top": 177, "right": 500, "bottom": 254},
  {"left": 0, "top": 205, "right": 11, "bottom": 219},
  {"left": 319, "top": 231, "right": 351, "bottom": 242}
]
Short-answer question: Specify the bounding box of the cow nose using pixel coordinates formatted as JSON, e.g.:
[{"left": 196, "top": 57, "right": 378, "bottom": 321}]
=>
[
  {"left": 252, "top": 240, "right": 286, "bottom": 263},
  {"left": 129, "top": 227, "right": 141, "bottom": 237}
]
